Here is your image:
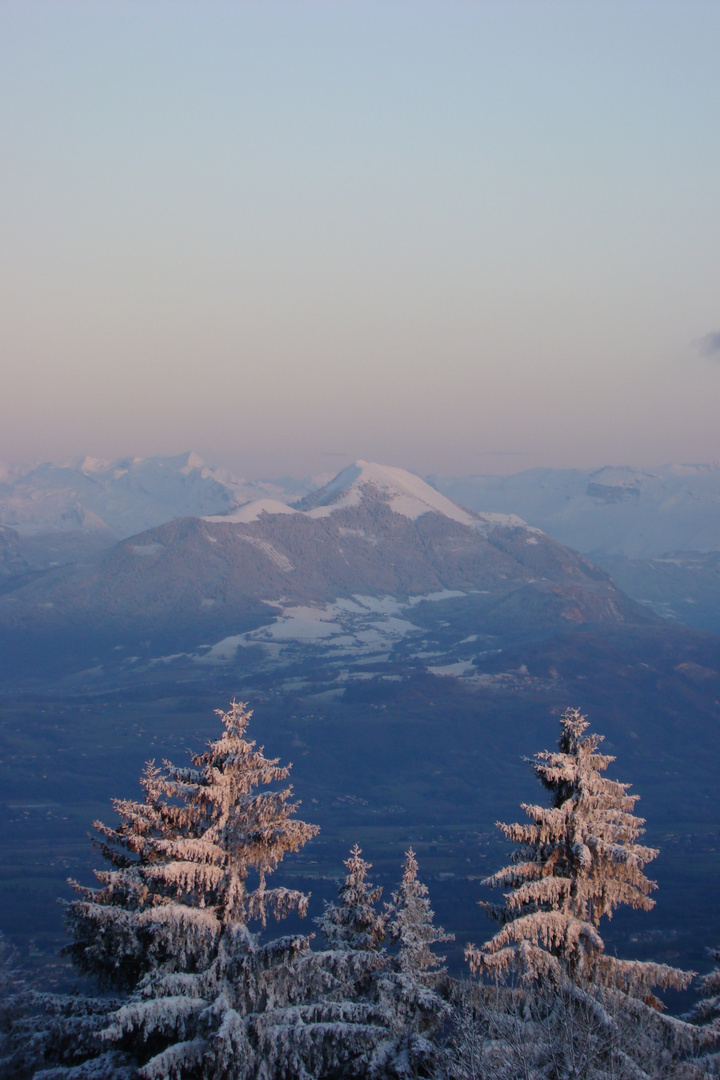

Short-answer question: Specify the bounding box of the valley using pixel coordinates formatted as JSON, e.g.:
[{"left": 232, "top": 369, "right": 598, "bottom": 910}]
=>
[{"left": 1, "top": 458, "right": 719, "bottom": 999}]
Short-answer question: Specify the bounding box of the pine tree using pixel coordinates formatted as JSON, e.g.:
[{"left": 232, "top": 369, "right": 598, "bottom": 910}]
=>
[
  {"left": 376, "top": 850, "right": 455, "bottom": 1079},
  {"left": 27, "top": 703, "right": 391, "bottom": 1079},
  {"left": 466, "top": 708, "right": 692, "bottom": 1004},
  {"left": 688, "top": 948, "right": 720, "bottom": 1076},
  {"left": 386, "top": 849, "right": 453, "bottom": 982},
  {"left": 316, "top": 847, "right": 455, "bottom": 1079},
  {"left": 62, "top": 702, "right": 317, "bottom": 999},
  {"left": 691, "top": 949, "right": 720, "bottom": 1030},
  {"left": 444, "top": 975, "right": 701, "bottom": 1080},
  {"left": 316, "top": 845, "right": 387, "bottom": 954},
  {"left": 63, "top": 761, "right": 215, "bottom": 990},
  {"left": 103, "top": 927, "right": 386, "bottom": 1080}
]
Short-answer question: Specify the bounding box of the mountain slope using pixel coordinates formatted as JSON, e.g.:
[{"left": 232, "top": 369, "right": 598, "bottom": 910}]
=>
[
  {"left": 0, "top": 525, "right": 34, "bottom": 583},
  {"left": 431, "top": 463, "right": 720, "bottom": 558},
  {"left": 0, "top": 451, "right": 308, "bottom": 541},
  {"left": 0, "top": 462, "right": 657, "bottom": 682},
  {"left": 297, "top": 460, "right": 513, "bottom": 526}
]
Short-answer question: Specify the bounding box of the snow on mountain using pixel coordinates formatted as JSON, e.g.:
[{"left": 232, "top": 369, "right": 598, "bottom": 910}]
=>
[
  {"left": 430, "top": 464, "right": 720, "bottom": 558},
  {"left": 6, "top": 452, "right": 720, "bottom": 561},
  {"left": 0, "top": 453, "right": 654, "bottom": 690},
  {"left": 294, "top": 460, "right": 528, "bottom": 530},
  {"left": 204, "top": 499, "right": 299, "bottom": 524},
  {"left": 0, "top": 452, "right": 307, "bottom": 540},
  {"left": 198, "top": 459, "right": 532, "bottom": 532}
]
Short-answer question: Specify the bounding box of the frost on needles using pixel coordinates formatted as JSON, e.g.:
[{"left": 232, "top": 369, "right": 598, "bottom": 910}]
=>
[
  {"left": 466, "top": 707, "right": 691, "bottom": 1000},
  {"left": 4, "top": 702, "right": 720, "bottom": 1079},
  {"left": 12, "top": 703, "right": 418, "bottom": 1079},
  {"left": 65, "top": 700, "right": 318, "bottom": 990}
]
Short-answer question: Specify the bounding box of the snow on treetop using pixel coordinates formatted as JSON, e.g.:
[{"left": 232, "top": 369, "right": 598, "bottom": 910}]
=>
[
  {"left": 203, "top": 499, "right": 300, "bottom": 524},
  {"left": 299, "top": 461, "right": 482, "bottom": 525}
]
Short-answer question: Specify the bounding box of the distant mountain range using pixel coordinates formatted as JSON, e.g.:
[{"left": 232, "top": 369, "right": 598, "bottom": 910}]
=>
[
  {"left": 2, "top": 453, "right": 720, "bottom": 634},
  {"left": 2, "top": 454, "right": 719, "bottom": 561},
  {"left": 429, "top": 465, "right": 720, "bottom": 632},
  {"left": 0, "top": 451, "right": 313, "bottom": 547},
  {"left": 0, "top": 460, "right": 654, "bottom": 686},
  {"left": 430, "top": 464, "right": 720, "bottom": 559}
]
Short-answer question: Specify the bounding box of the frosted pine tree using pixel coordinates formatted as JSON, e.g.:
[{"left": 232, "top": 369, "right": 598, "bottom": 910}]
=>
[
  {"left": 688, "top": 948, "right": 720, "bottom": 1076},
  {"left": 64, "top": 702, "right": 317, "bottom": 991},
  {"left": 63, "top": 761, "right": 214, "bottom": 990},
  {"left": 315, "top": 847, "right": 455, "bottom": 1079},
  {"left": 314, "top": 847, "right": 408, "bottom": 1078},
  {"left": 317, "top": 845, "right": 387, "bottom": 953},
  {"left": 386, "top": 849, "right": 453, "bottom": 982},
  {"left": 28, "top": 702, "right": 394, "bottom": 1079},
  {"left": 375, "top": 850, "right": 454, "bottom": 1079},
  {"left": 103, "top": 927, "right": 387, "bottom": 1080},
  {"left": 466, "top": 708, "right": 692, "bottom": 1003},
  {"left": 691, "top": 949, "right": 720, "bottom": 1030}
]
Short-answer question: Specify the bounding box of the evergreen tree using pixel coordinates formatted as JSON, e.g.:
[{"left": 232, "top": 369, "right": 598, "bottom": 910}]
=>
[
  {"left": 444, "top": 975, "right": 702, "bottom": 1080},
  {"left": 102, "top": 927, "right": 385, "bottom": 1080},
  {"left": 316, "top": 847, "right": 455, "bottom": 1078},
  {"left": 63, "top": 761, "right": 215, "bottom": 990},
  {"left": 688, "top": 948, "right": 720, "bottom": 1076},
  {"left": 65, "top": 701, "right": 317, "bottom": 993},
  {"left": 386, "top": 849, "right": 453, "bottom": 982},
  {"left": 25, "top": 703, "right": 390, "bottom": 1079},
  {"left": 316, "top": 845, "right": 387, "bottom": 954},
  {"left": 691, "top": 949, "right": 720, "bottom": 1030},
  {"left": 466, "top": 708, "right": 692, "bottom": 1004},
  {"left": 377, "top": 850, "right": 455, "bottom": 1079}
]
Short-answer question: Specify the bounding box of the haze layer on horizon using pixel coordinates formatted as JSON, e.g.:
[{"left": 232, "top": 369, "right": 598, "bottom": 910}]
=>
[{"left": 1, "top": 1, "right": 719, "bottom": 479}]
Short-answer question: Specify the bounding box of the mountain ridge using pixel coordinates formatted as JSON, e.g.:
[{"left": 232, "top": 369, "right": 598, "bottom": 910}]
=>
[
  {"left": 0, "top": 451, "right": 311, "bottom": 540},
  {"left": 0, "top": 460, "right": 653, "bottom": 684},
  {"left": 4, "top": 452, "right": 720, "bottom": 560},
  {"left": 431, "top": 463, "right": 720, "bottom": 558}
]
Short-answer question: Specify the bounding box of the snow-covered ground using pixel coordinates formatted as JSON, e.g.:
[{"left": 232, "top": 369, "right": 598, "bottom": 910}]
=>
[
  {"left": 130, "top": 586, "right": 532, "bottom": 698},
  {"left": 128, "top": 584, "right": 549, "bottom": 702},
  {"left": 196, "top": 590, "right": 467, "bottom": 668}
]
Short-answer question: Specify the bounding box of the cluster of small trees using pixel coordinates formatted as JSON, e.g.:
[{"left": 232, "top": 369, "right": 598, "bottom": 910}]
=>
[{"left": 1, "top": 702, "right": 720, "bottom": 1079}]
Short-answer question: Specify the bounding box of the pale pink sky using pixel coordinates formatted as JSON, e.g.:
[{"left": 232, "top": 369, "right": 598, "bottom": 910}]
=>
[{"left": 1, "top": 1, "right": 719, "bottom": 478}]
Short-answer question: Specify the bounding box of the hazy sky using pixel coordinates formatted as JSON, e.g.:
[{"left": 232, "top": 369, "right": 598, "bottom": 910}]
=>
[{"left": 1, "top": 1, "right": 719, "bottom": 479}]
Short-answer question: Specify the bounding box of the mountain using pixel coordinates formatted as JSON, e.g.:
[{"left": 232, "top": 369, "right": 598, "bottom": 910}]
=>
[
  {"left": 0, "top": 451, "right": 310, "bottom": 548},
  {"left": 0, "top": 525, "right": 34, "bottom": 583},
  {"left": 5, "top": 454, "right": 720, "bottom": 563},
  {"left": 0, "top": 460, "right": 653, "bottom": 685},
  {"left": 430, "top": 463, "right": 720, "bottom": 559},
  {"left": 429, "top": 464, "right": 720, "bottom": 634},
  {"left": 294, "top": 461, "right": 504, "bottom": 525},
  {"left": 3, "top": 462, "right": 720, "bottom": 981}
]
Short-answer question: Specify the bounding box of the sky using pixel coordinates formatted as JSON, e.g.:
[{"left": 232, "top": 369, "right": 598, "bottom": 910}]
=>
[{"left": 0, "top": 1, "right": 719, "bottom": 480}]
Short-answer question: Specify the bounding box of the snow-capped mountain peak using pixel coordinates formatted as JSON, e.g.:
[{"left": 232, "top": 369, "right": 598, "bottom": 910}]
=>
[
  {"left": 0, "top": 452, "right": 308, "bottom": 539},
  {"left": 296, "top": 460, "right": 481, "bottom": 526},
  {"left": 203, "top": 498, "right": 299, "bottom": 524}
]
